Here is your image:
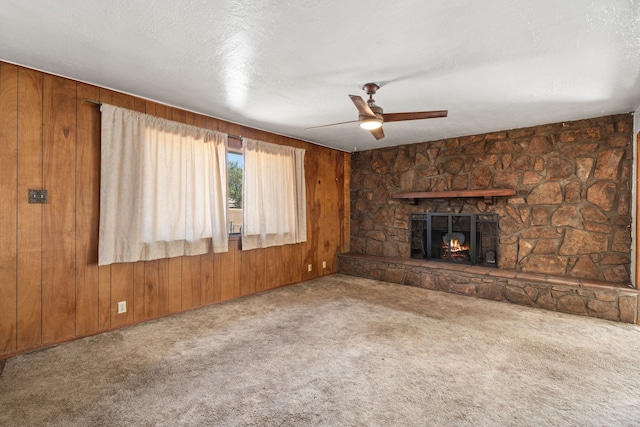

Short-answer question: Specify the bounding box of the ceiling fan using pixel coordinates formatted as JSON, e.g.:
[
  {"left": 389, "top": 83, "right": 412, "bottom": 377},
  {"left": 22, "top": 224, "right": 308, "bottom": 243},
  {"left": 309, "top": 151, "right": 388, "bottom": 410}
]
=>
[{"left": 308, "top": 83, "right": 448, "bottom": 140}]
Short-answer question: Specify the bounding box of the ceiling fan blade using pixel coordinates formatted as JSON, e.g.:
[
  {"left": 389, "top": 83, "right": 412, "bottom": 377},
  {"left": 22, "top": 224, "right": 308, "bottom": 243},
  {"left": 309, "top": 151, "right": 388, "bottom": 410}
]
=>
[
  {"left": 370, "top": 126, "right": 385, "bottom": 140},
  {"left": 382, "top": 110, "right": 448, "bottom": 122},
  {"left": 305, "top": 120, "right": 358, "bottom": 130},
  {"left": 349, "top": 95, "right": 376, "bottom": 118}
]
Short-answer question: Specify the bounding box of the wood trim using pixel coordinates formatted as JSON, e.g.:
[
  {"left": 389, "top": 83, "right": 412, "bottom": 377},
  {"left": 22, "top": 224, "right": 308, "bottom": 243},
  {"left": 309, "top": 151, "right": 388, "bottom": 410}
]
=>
[
  {"left": 631, "top": 132, "right": 640, "bottom": 288},
  {"left": 392, "top": 189, "right": 516, "bottom": 205}
]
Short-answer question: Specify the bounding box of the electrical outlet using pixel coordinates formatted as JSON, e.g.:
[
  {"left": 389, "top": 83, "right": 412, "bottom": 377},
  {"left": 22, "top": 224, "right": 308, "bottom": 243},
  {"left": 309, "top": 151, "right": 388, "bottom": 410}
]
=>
[
  {"left": 322, "top": 261, "right": 327, "bottom": 269},
  {"left": 307, "top": 264, "right": 312, "bottom": 272},
  {"left": 117, "top": 301, "right": 127, "bottom": 314}
]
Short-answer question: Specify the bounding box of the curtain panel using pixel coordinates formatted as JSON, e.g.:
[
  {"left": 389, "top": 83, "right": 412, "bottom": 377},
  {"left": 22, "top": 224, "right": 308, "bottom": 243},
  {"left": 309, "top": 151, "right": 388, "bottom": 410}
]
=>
[
  {"left": 242, "top": 139, "right": 307, "bottom": 250},
  {"left": 99, "top": 104, "right": 228, "bottom": 266}
]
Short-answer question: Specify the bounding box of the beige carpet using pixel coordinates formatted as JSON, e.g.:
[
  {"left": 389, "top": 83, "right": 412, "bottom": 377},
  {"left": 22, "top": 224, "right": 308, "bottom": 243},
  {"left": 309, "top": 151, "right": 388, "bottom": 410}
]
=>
[{"left": 2, "top": 274, "right": 640, "bottom": 426}]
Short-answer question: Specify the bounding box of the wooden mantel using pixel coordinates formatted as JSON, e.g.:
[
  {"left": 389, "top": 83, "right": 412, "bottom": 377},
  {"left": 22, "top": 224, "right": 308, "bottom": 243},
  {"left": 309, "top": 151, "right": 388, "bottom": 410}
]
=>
[{"left": 392, "top": 189, "right": 516, "bottom": 205}]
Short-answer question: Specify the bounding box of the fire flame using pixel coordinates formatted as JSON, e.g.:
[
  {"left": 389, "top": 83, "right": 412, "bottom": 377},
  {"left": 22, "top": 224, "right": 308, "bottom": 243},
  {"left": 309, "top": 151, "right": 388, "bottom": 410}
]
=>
[
  {"left": 446, "top": 239, "right": 469, "bottom": 254},
  {"left": 450, "top": 238, "right": 463, "bottom": 252},
  {"left": 440, "top": 233, "right": 471, "bottom": 260}
]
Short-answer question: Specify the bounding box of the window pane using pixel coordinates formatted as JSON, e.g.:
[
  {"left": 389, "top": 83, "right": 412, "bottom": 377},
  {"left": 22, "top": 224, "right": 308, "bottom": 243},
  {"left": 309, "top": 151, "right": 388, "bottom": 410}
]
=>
[{"left": 228, "top": 151, "right": 243, "bottom": 235}]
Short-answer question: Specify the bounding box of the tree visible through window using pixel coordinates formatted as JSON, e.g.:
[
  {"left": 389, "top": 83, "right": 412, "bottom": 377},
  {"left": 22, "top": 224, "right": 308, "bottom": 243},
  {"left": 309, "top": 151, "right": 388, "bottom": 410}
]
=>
[{"left": 228, "top": 151, "right": 243, "bottom": 234}]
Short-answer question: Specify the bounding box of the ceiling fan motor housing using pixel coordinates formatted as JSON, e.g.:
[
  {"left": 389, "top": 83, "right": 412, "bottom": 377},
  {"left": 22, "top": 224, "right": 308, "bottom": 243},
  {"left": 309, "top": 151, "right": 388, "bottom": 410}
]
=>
[
  {"left": 362, "top": 83, "right": 383, "bottom": 118},
  {"left": 362, "top": 82, "right": 380, "bottom": 95}
]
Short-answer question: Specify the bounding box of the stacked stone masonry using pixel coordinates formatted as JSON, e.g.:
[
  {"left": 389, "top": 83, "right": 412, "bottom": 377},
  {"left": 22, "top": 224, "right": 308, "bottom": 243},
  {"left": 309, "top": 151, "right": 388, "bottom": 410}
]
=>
[
  {"left": 350, "top": 114, "right": 633, "bottom": 285},
  {"left": 338, "top": 253, "right": 639, "bottom": 324}
]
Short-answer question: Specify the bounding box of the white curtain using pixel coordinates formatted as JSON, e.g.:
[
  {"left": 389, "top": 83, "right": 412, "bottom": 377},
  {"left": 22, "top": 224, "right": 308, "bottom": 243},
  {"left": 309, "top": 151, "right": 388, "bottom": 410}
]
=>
[
  {"left": 99, "top": 104, "right": 228, "bottom": 265},
  {"left": 242, "top": 138, "right": 306, "bottom": 250}
]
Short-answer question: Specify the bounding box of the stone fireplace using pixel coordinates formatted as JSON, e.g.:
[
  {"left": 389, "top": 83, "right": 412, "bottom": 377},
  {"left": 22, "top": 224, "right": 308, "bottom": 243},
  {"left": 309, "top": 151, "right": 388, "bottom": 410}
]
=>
[
  {"left": 338, "top": 113, "right": 639, "bottom": 324},
  {"left": 346, "top": 113, "right": 633, "bottom": 285}
]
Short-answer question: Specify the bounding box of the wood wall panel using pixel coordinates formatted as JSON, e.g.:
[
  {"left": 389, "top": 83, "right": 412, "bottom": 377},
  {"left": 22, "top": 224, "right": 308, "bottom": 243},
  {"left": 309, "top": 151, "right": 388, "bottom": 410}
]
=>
[
  {"left": 182, "top": 256, "right": 201, "bottom": 310},
  {"left": 200, "top": 253, "right": 216, "bottom": 305},
  {"left": 211, "top": 254, "right": 223, "bottom": 303},
  {"left": 264, "top": 246, "right": 283, "bottom": 289},
  {"left": 342, "top": 154, "right": 351, "bottom": 253},
  {"left": 110, "top": 263, "right": 134, "bottom": 328},
  {"left": 97, "top": 267, "right": 111, "bottom": 332},
  {"left": 284, "top": 241, "right": 302, "bottom": 286},
  {"left": 332, "top": 148, "right": 346, "bottom": 272},
  {"left": 133, "top": 262, "right": 145, "bottom": 321},
  {"left": 254, "top": 251, "right": 267, "bottom": 293},
  {"left": 320, "top": 148, "right": 341, "bottom": 274},
  {"left": 41, "top": 75, "right": 77, "bottom": 344},
  {"left": 303, "top": 147, "right": 320, "bottom": 281},
  {"left": 239, "top": 250, "right": 253, "bottom": 295},
  {"left": 220, "top": 240, "right": 239, "bottom": 301},
  {"left": 157, "top": 258, "right": 170, "bottom": 317},
  {"left": 0, "top": 63, "right": 18, "bottom": 354},
  {"left": 16, "top": 67, "right": 43, "bottom": 351},
  {"left": 167, "top": 257, "right": 183, "bottom": 314},
  {"left": 240, "top": 249, "right": 265, "bottom": 295},
  {"left": 75, "top": 83, "right": 101, "bottom": 337},
  {"left": 0, "top": 61, "right": 349, "bottom": 359},
  {"left": 144, "top": 260, "right": 160, "bottom": 320},
  {"left": 110, "top": 90, "right": 135, "bottom": 110}
]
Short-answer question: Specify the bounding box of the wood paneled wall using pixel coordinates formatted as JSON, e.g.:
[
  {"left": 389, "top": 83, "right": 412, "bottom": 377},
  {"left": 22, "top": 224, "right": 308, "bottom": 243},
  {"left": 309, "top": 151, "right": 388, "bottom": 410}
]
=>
[{"left": 0, "top": 62, "right": 350, "bottom": 359}]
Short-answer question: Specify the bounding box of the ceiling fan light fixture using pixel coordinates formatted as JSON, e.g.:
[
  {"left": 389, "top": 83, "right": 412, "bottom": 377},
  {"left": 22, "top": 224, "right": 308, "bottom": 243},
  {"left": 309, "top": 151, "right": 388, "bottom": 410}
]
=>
[
  {"left": 308, "top": 85, "right": 447, "bottom": 141},
  {"left": 359, "top": 117, "right": 382, "bottom": 130}
]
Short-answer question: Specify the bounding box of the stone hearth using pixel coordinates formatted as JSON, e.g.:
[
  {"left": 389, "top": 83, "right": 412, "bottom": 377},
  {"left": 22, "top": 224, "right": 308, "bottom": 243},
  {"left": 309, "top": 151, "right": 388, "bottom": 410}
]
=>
[{"left": 338, "top": 253, "right": 639, "bottom": 324}]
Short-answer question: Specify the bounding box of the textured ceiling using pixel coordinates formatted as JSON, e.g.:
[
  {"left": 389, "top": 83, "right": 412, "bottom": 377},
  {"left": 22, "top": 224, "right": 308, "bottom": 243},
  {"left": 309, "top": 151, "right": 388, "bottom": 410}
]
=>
[{"left": 1, "top": 0, "right": 639, "bottom": 152}]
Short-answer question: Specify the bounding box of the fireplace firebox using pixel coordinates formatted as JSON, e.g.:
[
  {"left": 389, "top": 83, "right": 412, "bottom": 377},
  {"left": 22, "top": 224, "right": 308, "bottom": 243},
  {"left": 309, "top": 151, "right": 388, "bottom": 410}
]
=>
[{"left": 410, "top": 213, "right": 499, "bottom": 267}]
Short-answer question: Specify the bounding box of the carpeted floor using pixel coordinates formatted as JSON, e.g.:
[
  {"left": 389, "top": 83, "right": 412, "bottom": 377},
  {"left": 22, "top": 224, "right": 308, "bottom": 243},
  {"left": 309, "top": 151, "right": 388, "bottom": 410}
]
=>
[{"left": 2, "top": 274, "right": 640, "bottom": 426}]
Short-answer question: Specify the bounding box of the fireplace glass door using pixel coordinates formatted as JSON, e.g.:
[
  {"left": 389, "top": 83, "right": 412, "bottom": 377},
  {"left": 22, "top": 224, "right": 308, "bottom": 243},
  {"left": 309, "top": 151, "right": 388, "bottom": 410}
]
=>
[{"left": 411, "top": 213, "right": 498, "bottom": 267}]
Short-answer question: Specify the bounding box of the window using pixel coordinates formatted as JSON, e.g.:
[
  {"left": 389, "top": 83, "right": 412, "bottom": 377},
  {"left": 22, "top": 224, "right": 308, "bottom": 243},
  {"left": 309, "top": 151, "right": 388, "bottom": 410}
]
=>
[{"left": 227, "top": 150, "right": 243, "bottom": 235}]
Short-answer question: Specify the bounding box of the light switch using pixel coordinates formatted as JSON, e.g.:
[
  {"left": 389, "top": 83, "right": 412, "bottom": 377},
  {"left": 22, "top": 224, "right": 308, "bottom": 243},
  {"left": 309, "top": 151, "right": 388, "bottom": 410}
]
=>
[{"left": 28, "top": 189, "right": 48, "bottom": 204}]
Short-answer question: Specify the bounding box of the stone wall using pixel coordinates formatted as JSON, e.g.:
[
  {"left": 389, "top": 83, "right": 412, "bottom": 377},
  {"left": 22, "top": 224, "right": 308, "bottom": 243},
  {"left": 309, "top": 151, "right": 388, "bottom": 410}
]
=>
[{"left": 350, "top": 114, "right": 633, "bottom": 285}]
